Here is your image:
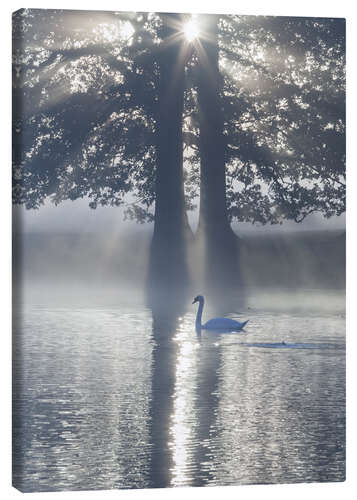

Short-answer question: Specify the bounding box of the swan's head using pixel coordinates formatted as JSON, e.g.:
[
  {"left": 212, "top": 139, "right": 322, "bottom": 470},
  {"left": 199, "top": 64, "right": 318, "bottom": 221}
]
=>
[{"left": 192, "top": 295, "right": 204, "bottom": 304}]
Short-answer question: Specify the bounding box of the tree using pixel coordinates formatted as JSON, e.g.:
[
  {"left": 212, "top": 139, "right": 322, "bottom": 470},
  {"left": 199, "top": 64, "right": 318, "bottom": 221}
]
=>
[
  {"left": 147, "top": 13, "right": 192, "bottom": 304},
  {"left": 195, "top": 14, "right": 241, "bottom": 295},
  {"left": 182, "top": 14, "right": 345, "bottom": 294},
  {"left": 12, "top": 9, "right": 193, "bottom": 303}
]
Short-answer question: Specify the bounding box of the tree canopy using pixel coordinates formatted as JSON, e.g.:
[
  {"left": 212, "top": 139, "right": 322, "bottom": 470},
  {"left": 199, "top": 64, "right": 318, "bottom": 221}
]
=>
[
  {"left": 185, "top": 15, "right": 345, "bottom": 224},
  {"left": 13, "top": 9, "right": 345, "bottom": 225},
  {"left": 13, "top": 9, "right": 161, "bottom": 220}
]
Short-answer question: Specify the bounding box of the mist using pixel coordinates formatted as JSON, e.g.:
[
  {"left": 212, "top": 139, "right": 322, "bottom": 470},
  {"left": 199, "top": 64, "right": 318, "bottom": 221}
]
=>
[{"left": 13, "top": 201, "right": 345, "bottom": 313}]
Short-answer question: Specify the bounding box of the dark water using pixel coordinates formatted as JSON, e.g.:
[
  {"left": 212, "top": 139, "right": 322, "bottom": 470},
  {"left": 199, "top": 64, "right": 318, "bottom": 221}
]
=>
[{"left": 12, "top": 290, "right": 345, "bottom": 492}]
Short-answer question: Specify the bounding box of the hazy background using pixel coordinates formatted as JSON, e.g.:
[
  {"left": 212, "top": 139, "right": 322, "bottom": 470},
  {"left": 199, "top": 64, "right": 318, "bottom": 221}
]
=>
[
  {"left": 13, "top": 199, "right": 346, "bottom": 234},
  {"left": 13, "top": 200, "right": 345, "bottom": 309}
]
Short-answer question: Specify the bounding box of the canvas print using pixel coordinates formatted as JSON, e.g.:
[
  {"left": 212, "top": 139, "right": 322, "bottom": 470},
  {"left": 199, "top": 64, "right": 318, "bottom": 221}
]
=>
[{"left": 12, "top": 9, "right": 345, "bottom": 492}]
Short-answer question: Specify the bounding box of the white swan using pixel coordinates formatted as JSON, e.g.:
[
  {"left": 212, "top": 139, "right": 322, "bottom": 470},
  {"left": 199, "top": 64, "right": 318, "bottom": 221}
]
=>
[{"left": 193, "top": 295, "right": 249, "bottom": 332}]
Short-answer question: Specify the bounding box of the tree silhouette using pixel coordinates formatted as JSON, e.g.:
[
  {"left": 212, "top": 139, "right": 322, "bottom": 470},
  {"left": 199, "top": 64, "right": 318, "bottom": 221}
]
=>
[
  {"left": 194, "top": 14, "right": 241, "bottom": 295},
  {"left": 183, "top": 14, "right": 345, "bottom": 293},
  {"left": 13, "top": 9, "right": 194, "bottom": 300},
  {"left": 147, "top": 13, "right": 192, "bottom": 303}
]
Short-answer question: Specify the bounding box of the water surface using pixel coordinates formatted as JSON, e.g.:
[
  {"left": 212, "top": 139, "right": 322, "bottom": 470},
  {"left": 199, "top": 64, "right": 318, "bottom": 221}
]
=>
[{"left": 12, "top": 290, "right": 345, "bottom": 492}]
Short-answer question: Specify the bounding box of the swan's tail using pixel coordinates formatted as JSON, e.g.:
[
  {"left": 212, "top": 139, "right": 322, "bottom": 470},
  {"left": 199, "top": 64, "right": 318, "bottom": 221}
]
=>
[{"left": 240, "top": 320, "right": 249, "bottom": 329}]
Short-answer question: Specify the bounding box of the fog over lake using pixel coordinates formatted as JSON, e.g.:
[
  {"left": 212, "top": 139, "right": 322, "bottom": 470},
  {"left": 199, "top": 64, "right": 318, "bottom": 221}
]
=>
[{"left": 13, "top": 199, "right": 346, "bottom": 235}]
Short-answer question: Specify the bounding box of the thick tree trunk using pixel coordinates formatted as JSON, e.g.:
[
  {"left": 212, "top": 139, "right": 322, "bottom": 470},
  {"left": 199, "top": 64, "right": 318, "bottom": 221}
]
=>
[
  {"left": 148, "top": 14, "right": 191, "bottom": 308},
  {"left": 196, "top": 14, "right": 241, "bottom": 299}
]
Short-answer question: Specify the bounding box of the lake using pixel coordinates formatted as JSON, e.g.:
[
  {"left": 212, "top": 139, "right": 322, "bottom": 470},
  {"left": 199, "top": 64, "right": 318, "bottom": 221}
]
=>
[{"left": 12, "top": 289, "right": 345, "bottom": 492}]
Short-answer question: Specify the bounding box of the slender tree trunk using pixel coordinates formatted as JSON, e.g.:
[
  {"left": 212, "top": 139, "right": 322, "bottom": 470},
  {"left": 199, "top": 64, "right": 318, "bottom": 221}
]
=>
[
  {"left": 148, "top": 14, "right": 191, "bottom": 307},
  {"left": 196, "top": 14, "right": 241, "bottom": 299}
]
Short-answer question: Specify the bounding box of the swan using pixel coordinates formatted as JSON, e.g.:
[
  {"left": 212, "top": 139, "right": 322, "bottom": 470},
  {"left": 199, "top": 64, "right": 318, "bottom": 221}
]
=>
[{"left": 193, "top": 295, "right": 249, "bottom": 332}]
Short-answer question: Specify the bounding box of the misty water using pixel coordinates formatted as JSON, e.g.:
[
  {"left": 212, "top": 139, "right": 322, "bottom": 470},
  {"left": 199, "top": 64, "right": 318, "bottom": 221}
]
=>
[{"left": 12, "top": 288, "right": 345, "bottom": 492}]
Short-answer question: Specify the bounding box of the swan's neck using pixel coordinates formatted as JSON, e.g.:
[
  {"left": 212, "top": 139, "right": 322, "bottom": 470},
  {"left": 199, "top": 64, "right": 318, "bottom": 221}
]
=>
[{"left": 196, "top": 299, "right": 204, "bottom": 329}]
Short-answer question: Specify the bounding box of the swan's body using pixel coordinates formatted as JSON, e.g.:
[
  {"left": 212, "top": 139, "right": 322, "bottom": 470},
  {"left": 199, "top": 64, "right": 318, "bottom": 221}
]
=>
[{"left": 193, "top": 295, "right": 248, "bottom": 332}]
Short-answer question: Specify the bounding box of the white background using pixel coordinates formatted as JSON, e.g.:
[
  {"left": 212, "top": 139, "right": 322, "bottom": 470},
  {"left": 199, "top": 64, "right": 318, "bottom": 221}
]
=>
[{"left": 1, "top": 1, "right": 355, "bottom": 499}]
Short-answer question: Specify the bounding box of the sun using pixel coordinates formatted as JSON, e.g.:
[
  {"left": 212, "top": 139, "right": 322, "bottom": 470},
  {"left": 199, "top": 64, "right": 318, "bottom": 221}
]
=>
[{"left": 183, "top": 17, "right": 199, "bottom": 42}]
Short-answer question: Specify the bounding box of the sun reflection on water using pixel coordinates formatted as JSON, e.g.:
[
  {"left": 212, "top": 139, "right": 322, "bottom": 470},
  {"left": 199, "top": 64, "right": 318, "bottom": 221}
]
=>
[{"left": 169, "top": 316, "right": 199, "bottom": 486}]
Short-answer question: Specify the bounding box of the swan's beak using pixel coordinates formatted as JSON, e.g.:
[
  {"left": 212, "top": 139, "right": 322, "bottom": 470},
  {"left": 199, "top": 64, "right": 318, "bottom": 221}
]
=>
[{"left": 192, "top": 298, "right": 197, "bottom": 304}]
